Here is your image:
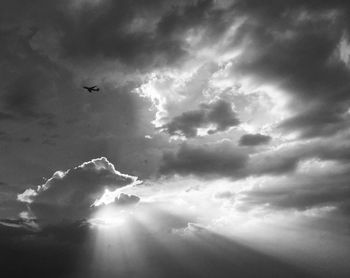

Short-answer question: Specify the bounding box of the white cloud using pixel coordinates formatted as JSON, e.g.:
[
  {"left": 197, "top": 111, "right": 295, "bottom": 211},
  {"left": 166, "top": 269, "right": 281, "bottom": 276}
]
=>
[
  {"left": 17, "top": 188, "right": 38, "bottom": 203},
  {"left": 17, "top": 157, "right": 141, "bottom": 224}
]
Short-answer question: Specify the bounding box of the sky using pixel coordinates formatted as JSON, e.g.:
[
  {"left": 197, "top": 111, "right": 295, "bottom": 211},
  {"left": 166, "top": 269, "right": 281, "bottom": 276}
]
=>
[{"left": 1, "top": 0, "right": 350, "bottom": 277}]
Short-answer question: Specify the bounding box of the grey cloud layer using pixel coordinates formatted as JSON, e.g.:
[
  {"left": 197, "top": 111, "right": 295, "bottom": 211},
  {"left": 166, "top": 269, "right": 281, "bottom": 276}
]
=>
[
  {"left": 240, "top": 169, "right": 350, "bottom": 215},
  {"left": 161, "top": 142, "right": 247, "bottom": 178},
  {"left": 239, "top": 134, "right": 271, "bottom": 146},
  {"left": 161, "top": 138, "right": 350, "bottom": 214},
  {"left": 161, "top": 138, "right": 350, "bottom": 178},
  {"left": 161, "top": 99, "right": 240, "bottom": 138}
]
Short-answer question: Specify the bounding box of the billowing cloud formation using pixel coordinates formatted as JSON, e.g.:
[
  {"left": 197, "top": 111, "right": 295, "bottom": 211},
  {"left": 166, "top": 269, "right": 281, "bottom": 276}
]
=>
[
  {"left": 17, "top": 157, "right": 140, "bottom": 224},
  {"left": 239, "top": 134, "right": 271, "bottom": 146},
  {"left": 161, "top": 99, "right": 240, "bottom": 138}
]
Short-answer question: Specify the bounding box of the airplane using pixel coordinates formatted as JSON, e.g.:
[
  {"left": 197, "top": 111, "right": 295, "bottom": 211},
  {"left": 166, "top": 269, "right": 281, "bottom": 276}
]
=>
[{"left": 83, "top": 85, "right": 100, "bottom": 93}]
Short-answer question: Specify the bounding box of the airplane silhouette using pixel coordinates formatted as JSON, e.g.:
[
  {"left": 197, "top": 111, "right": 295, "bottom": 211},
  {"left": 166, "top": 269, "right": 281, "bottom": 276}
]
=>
[{"left": 83, "top": 85, "right": 100, "bottom": 93}]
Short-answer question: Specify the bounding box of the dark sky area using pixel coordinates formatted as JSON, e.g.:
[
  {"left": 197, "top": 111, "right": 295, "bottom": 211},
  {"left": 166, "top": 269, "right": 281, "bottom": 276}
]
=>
[{"left": 1, "top": 0, "right": 350, "bottom": 277}]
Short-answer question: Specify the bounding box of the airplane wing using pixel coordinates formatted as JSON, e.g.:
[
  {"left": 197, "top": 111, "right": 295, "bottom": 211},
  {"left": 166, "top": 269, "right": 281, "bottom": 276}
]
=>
[{"left": 83, "top": 86, "right": 98, "bottom": 92}]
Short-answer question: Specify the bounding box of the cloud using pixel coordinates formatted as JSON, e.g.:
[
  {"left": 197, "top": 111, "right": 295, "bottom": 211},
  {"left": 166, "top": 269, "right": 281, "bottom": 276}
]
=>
[
  {"left": 160, "top": 135, "right": 350, "bottom": 181},
  {"left": 17, "top": 157, "right": 141, "bottom": 224},
  {"left": 0, "top": 219, "right": 36, "bottom": 239},
  {"left": 239, "top": 133, "right": 271, "bottom": 146},
  {"left": 177, "top": 222, "right": 208, "bottom": 235},
  {"left": 239, "top": 168, "right": 350, "bottom": 215},
  {"left": 161, "top": 99, "right": 240, "bottom": 138},
  {"left": 17, "top": 188, "right": 38, "bottom": 203},
  {"left": 160, "top": 140, "right": 297, "bottom": 179},
  {"left": 278, "top": 107, "right": 348, "bottom": 138},
  {"left": 214, "top": 191, "right": 235, "bottom": 200},
  {"left": 230, "top": 0, "right": 350, "bottom": 138},
  {"left": 160, "top": 137, "right": 308, "bottom": 179},
  {"left": 0, "top": 21, "right": 60, "bottom": 126},
  {"left": 114, "top": 193, "right": 140, "bottom": 206},
  {"left": 160, "top": 141, "right": 248, "bottom": 178},
  {"left": 18, "top": 0, "right": 189, "bottom": 70}
]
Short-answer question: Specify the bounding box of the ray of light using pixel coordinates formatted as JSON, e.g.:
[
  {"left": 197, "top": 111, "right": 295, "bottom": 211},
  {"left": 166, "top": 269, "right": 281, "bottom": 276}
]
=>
[{"left": 84, "top": 176, "right": 350, "bottom": 278}]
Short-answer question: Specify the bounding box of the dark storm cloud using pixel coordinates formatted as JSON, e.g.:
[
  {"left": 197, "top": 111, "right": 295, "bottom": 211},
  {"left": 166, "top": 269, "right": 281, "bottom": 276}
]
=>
[
  {"left": 17, "top": 157, "right": 140, "bottom": 224},
  {"left": 231, "top": 0, "right": 350, "bottom": 138},
  {"left": 58, "top": 6, "right": 177, "bottom": 67},
  {"left": 160, "top": 141, "right": 248, "bottom": 178},
  {"left": 161, "top": 99, "right": 240, "bottom": 138},
  {"left": 0, "top": 0, "right": 235, "bottom": 72},
  {"left": 57, "top": 0, "right": 232, "bottom": 68},
  {"left": 8, "top": 0, "right": 189, "bottom": 70},
  {"left": 239, "top": 133, "right": 271, "bottom": 146}
]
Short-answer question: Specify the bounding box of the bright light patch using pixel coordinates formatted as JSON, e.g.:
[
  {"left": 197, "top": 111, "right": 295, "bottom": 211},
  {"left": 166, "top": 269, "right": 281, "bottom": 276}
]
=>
[
  {"left": 17, "top": 188, "right": 38, "bottom": 203},
  {"left": 89, "top": 215, "right": 126, "bottom": 228},
  {"left": 93, "top": 179, "right": 143, "bottom": 207},
  {"left": 92, "top": 188, "right": 120, "bottom": 207},
  {"left": 89, "top": 206, "right": 129, "bottom": 228}
]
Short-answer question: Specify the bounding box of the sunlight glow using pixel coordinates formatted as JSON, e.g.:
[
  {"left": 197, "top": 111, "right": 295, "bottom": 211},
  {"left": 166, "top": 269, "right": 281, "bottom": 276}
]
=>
[
  {"left": 86, "top": 179, "right": 350, "bottom": 278},
  {"left": 89, "top": 206, "right": 129, "bottom": 228},
  {"left": 92, "top": 179, "right": 143, "bottom": 207},
  {"left": 89, "top": 215, "right": 126, "bottom": 228}
]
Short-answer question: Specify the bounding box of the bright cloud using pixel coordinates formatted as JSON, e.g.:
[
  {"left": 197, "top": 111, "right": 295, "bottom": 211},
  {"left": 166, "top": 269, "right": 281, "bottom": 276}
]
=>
[{"left": 17, "top": 157, "right": 141, "bottom": 224}]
